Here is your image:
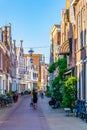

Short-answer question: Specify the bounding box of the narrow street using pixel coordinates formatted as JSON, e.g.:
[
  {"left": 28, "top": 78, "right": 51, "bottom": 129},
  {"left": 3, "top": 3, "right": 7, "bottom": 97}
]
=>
[
  {"left": 0, "top": 96, "right": 50, "bottom": 130},
  {"left": 0, "top": 96, "right": 87, "bottom": 130}
]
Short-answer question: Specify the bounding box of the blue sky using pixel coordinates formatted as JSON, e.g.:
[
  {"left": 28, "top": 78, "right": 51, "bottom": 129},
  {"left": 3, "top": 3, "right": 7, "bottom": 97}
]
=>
[{"left": 0, "top": 0, "right": 65, "bottom": 63}]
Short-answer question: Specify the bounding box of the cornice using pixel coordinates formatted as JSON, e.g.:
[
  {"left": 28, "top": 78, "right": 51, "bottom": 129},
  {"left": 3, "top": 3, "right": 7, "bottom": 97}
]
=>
[{"left": 50, "top": 25, "right": 61, "bottom": 35}]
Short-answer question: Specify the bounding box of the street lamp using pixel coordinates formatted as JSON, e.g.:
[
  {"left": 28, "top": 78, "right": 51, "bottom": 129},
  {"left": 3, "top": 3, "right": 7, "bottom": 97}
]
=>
[
  {"left": 28, "top": 48, "right": 34, "bottom": 57},
  {"left": 28, "top": 48, "right": 34, "bottom": 65}
]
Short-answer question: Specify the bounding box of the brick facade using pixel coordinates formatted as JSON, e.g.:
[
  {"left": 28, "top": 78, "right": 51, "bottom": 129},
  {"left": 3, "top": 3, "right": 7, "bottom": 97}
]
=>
[{"left": 73, "top": 0, "right": 87, "bottom": 100}]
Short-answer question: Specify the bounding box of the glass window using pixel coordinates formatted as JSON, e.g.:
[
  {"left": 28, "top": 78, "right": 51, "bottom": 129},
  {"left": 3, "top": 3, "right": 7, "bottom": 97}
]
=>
[
  {"left": 0, "top": 77, "right": 1, "bottom": 91},
  {"left": 77, "top": 14, "right": 81, "bottom": 50},
  {"left": 82, "top": 8, "right": 85, "bottom": 47},
  {"left": 1, "top": 32, "right": 4, "bottom": 42},
  {"left": 0, "top": 53, "right": 2, "bottom": 69}
]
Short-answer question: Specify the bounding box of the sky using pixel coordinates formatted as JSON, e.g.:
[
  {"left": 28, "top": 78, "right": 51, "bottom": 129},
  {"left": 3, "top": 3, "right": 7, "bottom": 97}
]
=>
[{"left": 0, "top": 0, "right": 65, "bottom": 63}]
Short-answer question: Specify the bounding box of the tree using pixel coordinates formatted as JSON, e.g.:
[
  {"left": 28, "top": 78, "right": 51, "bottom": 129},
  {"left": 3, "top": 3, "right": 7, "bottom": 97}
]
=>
[
  {"left": 48, "top": 57, "right": 67, "bottom": 101},
  {"left": 52, "top": 75, "right": 62, "bottom": 101},
  {"left": 45, "top": 85, "right": 51, "bottom": 97},
  {"left": 48, "top": 62, "right": 56, "bottom": 73},
  {"left": 62, "top": 76, "right": 77, "bottom": 110}
]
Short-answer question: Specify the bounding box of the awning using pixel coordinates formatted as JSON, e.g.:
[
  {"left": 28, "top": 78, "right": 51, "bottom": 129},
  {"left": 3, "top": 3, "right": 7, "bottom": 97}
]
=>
[
  {"left": 59, "top": 38, "right": 72, "bottom": 55},
  {"left": 64, "top": 70, "right": 72, "bottom": 75},
  {"left": 71, "top": 0, "right": 79, "bottom": 6},
  {"left": 64, "top": 67, "right": 75, "bottom": 76},
  {"left": 59, "top": 40, "right": 70, "bottom": 55}
]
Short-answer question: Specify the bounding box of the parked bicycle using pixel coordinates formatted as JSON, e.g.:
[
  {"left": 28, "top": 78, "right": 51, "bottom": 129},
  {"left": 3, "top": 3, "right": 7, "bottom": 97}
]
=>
[
  {"left": 0, "top": 95, "right": 13, "bottom": 108},
  {"left": 49, "top": 97, "right": 60, "bottom": 109}
]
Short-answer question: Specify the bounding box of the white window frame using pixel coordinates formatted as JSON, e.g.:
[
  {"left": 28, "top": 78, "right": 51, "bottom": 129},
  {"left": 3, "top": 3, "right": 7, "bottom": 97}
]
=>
[
  {"left": 77, "top": 65, "right": 80, "bottom": 99},
  {"left": 82, "top": 8, "right": 85, "bottom": 47},
  {"left": 77, "top": 14, "right": 81, "bottom": 50},
  {"left": 80, "top": 64, "right": 82, "bottom": 100}
]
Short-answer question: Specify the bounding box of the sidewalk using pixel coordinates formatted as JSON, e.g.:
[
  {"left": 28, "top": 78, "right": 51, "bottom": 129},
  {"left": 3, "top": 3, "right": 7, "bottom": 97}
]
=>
[{"left": 39, "top": 96, "right": 87, "bottom": 130}]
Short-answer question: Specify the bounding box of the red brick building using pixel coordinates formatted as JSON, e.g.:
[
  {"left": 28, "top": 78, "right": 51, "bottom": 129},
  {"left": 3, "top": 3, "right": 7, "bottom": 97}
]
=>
[
  {"left": 0, "top": 25, "right": 11, "bottom": 94},
  {"left": 71, "top": 0, "right": 87, "bottom": 100}
]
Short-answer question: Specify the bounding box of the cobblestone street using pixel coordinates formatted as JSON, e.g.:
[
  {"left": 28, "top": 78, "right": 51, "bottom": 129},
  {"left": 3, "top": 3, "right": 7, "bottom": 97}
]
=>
[{"left": 0, "top": 96, "right": 87, "bottom": 130}]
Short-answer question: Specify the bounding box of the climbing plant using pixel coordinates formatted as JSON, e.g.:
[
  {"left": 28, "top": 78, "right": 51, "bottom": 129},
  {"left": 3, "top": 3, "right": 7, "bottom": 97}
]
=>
[
  {"left": 48, "top": 57, "right": 67, "bottom": 101},
  {"left": 62, "top": 76, "right": 77, "bottom": 110}
]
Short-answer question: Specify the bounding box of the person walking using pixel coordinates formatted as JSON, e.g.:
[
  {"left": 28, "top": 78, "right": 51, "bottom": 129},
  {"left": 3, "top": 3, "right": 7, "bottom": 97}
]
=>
[
  {"left": 32, "top": 89, "right": 38, "bottom": 109},
  {"left": 40, "top": 92, "right": 44, "bottom": 99}
]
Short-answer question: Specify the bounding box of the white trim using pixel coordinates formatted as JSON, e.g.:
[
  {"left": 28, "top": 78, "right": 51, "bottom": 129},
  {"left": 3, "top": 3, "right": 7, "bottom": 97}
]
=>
[
  {"left": 77, "top": 65, "right": 80, "bottom": 99},
  {"left": 80, "top": 64, "right": 82, "bottom": 100}
]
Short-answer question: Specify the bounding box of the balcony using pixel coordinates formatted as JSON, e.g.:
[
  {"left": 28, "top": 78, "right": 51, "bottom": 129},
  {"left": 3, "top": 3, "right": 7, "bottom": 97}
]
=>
[{"left": 71, "top": 0, "right": 79, "bottom": 6}]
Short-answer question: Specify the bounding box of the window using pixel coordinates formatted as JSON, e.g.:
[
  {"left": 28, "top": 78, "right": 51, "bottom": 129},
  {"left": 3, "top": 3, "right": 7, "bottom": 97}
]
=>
[
  {"left": 82, "top": 8, "right": 85, "bottom": 47},
  {"left": 77, "top": 14, "right": 81, "bottom": 50},
  {"left": 1, "top": 33, "right": 4, "bottom": 42},
  {"left": 80, "top": 64, "right": 82, "bottom": 100},
  {"left": 0, "top": 31, "right": 2, "bottom": 41},
  {"left": 77, "top": 65, "right": 80, "bottom": 99},
  {"left": 0, "top": 53, "right": 2, "bottom": 69},
  {"left": 0, "top": 77, "right": 1, "bottom": 91},
  {"left": 85, "top": 62, "right": 87, "bottom": 100}
]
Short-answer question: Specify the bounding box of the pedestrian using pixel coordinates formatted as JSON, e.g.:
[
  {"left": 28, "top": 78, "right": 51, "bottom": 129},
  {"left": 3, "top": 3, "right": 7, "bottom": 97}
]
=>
[
  {"left": 15, "top": 93, "right": 19, "bottom": 102},
  {"left": 13, "top": 92, "right": 16, "bottom": 103},
  {"left": 32, "top": 89, "right": 38, "bottom": 109},
  {"left": 40, "top": 92, "right": 44, "bottom": 99},
  {"left": 30, "top": 91, "right": 33, "bottom": 106}
]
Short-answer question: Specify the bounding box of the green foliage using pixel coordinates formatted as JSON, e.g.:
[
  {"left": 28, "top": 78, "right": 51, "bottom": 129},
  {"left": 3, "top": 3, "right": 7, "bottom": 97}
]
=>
[
  {"left": 50, "top": 57, "right": 67, "bottom": 101},
  {"left": 52, "top": 76, "right": 60, "bottom": 87},
  {"left": 52, "top": 86, "right": 62, "bottom": 101},
  {"left": 45, "top": 85, "right": 51, "bottom": 97},
  {"left": 56, "top": 57, "right": 67, "bottom": 79},
  {"left": 62, "top": 76, "right": 77, "bottom": 109},
  {"left": 48, "top": 62, "right": 56, "bottom": 73},
  {"left": 0, "top": 93, "right": 4, "bottom": 97},
  {"left": 48, "top": 57, "right": 77, "bottom": 110},
  {"left": 7, "top": 91, "right": 13, "bottom": 97},
  {"left": 48, "top": 57, "right": 67, "bottom": 75}
]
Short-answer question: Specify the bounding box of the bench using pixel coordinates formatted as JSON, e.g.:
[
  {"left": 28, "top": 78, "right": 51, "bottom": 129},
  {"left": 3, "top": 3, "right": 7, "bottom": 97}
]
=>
[{"left": 64, "top": 108, "right": 71, "bottom": 116}]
